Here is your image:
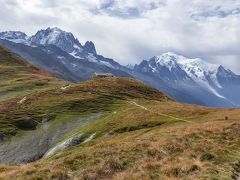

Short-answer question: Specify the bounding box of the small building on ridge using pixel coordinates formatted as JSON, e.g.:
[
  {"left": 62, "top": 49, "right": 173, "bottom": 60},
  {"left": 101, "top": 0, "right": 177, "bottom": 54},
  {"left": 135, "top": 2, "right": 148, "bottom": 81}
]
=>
[{"left": 92, "top": 72, "right": 114, "bottom": 79}]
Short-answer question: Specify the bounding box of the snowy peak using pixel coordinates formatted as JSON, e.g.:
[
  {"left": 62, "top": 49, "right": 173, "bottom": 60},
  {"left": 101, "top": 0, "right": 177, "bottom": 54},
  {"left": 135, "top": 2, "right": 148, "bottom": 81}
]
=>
[
  {"left": 152, "top": 53, "right": 180, "bottom": 71},
  {"left": 0, "top": 31, "right": 29, "bottom": 44},
  {"left": 154, "top": 52, "right": 220, "bottom": 79},
  {"left": 135, "top": 52, "right": 236, "bottom": 90},
  {"left": 0, "top": 27, "right": 122, "bottom": 70},
  {"left": 132, "top": 52, "right": 240, "bottom": 107},
  {"left": 31, "top": 27, "right": 75, "bottom": 44},
  {"left": 153, "top": 52, "right": 221, "bottom": 80},
  {"left": 135, "top": 52, "right": 240, "bottom": 102},
  {"left": 30, "top": 28, "right": 98, "bottom": 58},
  {"left": 178, "top": 57, "right": 219, "bottom": 82},
  {"left": 30, "top": 27, "right": 82, "bottom": 53},
  {"left": 0, "top": 31, "right": 28, "bottom": 40}
]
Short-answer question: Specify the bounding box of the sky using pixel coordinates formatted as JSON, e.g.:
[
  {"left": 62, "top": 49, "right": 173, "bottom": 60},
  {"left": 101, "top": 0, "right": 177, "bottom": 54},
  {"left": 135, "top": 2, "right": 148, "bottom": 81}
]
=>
[{"left": 0, "top": 0, "right": 240, "bottom": 73}]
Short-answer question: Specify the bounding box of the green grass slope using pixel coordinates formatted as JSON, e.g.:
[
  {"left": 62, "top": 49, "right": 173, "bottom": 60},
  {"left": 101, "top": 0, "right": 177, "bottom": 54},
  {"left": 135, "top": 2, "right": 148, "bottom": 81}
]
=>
[
  {"left": 0, "top": 45, "right": 63, "bottom": 102},
  {"left": 0, "top": 75, "right": 169, "bottom": 137},
  {"left": 0, "top": 45, "right": 240, "bottom": 179},
  {"left": 0, "top": 45, "right": 66, "bottom": 136}
]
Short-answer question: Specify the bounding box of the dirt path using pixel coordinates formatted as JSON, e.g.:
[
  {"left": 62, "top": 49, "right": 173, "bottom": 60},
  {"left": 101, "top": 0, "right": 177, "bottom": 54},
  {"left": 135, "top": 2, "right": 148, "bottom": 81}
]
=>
[
  {"left": 129, "top": 101, "right": 194, "bottom": 123},
  {"left": 61, "top": 85, "right": 71, "bottom": 90}
]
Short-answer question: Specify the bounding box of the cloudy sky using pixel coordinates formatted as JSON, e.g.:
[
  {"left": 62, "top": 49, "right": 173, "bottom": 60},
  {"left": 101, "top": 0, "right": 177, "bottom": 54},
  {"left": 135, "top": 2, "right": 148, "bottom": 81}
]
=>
[{"left": 1, "top": 0, "right": 240, "bottom": 73}]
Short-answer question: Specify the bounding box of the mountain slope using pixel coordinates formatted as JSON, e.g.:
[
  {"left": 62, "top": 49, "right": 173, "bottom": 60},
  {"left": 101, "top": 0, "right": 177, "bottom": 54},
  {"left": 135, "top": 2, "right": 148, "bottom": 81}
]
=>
[
  {"left": 130, "top": 52, "right": 240, "bottom": 107},
  {"left": 0, "top": 45, "right": 63, "bottom": 102}
]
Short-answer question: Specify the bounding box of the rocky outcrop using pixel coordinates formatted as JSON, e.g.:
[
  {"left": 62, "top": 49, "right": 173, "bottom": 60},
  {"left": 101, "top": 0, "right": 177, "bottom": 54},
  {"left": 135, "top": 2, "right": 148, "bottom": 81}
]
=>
[
  {"left": 0, "top": 114, "right": 102, "bottom": 164},
  {"left": 44, "top": 133, "right": 85, "bottom": 157}
]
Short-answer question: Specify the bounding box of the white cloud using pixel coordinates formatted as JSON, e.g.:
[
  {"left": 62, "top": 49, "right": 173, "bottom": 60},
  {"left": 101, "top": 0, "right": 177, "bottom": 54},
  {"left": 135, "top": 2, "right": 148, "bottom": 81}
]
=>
[{"left": 0, "top": 0, "right": 240, "bottom": 73}]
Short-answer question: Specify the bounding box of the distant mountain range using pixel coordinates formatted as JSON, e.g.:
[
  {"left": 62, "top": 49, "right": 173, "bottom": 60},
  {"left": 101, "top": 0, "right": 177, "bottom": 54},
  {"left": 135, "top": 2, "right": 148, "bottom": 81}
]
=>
[
  {"left": 129, "top": 53, "right": 240, "bottom": 107},
  {"left": 0, "top": 28, "right": 130, "bottom": 82},
  {"left": 1, "top": 27, "right": 240, "bottom": 108}
]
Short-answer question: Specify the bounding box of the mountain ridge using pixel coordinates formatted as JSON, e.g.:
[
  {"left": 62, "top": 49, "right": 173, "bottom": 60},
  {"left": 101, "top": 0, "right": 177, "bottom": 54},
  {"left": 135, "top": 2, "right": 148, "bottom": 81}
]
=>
[
  {"left": 0, "top": 28, "right": 131, "bottom": 82},
  {"left": 0, "top": 27, "right": 123, "bottom": 69},
  {"left": 131, "top": 52, "right": 240, "bottom": 107}
]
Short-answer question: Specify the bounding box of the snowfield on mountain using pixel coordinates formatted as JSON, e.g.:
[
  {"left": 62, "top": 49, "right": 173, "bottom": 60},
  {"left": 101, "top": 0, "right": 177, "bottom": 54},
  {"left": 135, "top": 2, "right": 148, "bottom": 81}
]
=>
[{"left": 131, "top": 52, "right": 240, "bottom": 107}]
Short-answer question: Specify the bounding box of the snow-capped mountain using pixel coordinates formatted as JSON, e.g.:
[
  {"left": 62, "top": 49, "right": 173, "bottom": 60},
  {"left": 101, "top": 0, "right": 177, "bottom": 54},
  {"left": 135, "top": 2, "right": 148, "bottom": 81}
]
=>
[
  {"left": 0, "top": 27, "right": 130, "bottom": 81},
  {"left": 154, "top": 53, "right": 225, "bottom": 97},
  {"left": 30, "top": 27, "right": 82, "bottom": 54},
  {"left": 0, "top": 27, "right": 122, "bottom": 69},
  {"left": 131, "top": 52, "right": 240, "bottom": 107},
  {"left": 0, "top": 31, "right": 29, "bottom": 44}
]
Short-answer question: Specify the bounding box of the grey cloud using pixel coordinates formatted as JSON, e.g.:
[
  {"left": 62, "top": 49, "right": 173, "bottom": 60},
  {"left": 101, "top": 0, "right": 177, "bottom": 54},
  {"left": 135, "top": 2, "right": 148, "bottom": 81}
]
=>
[
  {"left": 191, "top": 8, "right": 240, "bottom": 20},
  {"left": 91, "top": 0, "right": 165, "bottom": 18}
]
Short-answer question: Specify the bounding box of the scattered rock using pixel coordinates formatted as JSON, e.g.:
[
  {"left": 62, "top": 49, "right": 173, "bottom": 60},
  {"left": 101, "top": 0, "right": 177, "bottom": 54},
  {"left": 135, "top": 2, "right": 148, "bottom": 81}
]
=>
[
  {"left": 83, "top": 133, "right": 96, "bottom": 144},
  {"left": 14, "top": 117, "right": 38, "bottom": 130},
  {"left": 18, "top": 97, "right": 27, "bottom": 104},
  {"left": 44, "top": 133, "right": 85, "bottom": 157},
  {"left": 61, "top": 85, "right": 71, "bottom": 90}
]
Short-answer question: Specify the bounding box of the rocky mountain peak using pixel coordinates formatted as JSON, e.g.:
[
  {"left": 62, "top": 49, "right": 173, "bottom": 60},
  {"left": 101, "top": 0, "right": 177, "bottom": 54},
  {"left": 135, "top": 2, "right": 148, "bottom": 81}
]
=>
[
  {"left": 0, "top": 31, "right": 28, "bottom": 40},
  {"left": 83, "top": 41, "right": 96, "bottom": 54},
  {"left": 30, "top": 27, "right": 82, "bottom": 53}
]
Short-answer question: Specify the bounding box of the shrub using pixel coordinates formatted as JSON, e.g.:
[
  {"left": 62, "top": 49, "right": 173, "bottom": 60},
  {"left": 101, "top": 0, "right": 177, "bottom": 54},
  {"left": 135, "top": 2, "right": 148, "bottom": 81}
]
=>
[{"left": 200, "top": 152, "right": 215, "bottom": 161}]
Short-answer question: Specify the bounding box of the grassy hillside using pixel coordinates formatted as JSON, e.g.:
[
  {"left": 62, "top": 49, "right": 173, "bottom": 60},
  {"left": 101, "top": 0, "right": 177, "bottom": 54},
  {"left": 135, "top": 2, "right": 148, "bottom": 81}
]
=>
[
  {"left": 0, "top": 75, "right": 169, "bottom": 137},
  {"left": 0, "top": 45, "right": 240, "bottom": 179},
  {"left": 0, "top": 45, "right": 64, "bottom": 102}
]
